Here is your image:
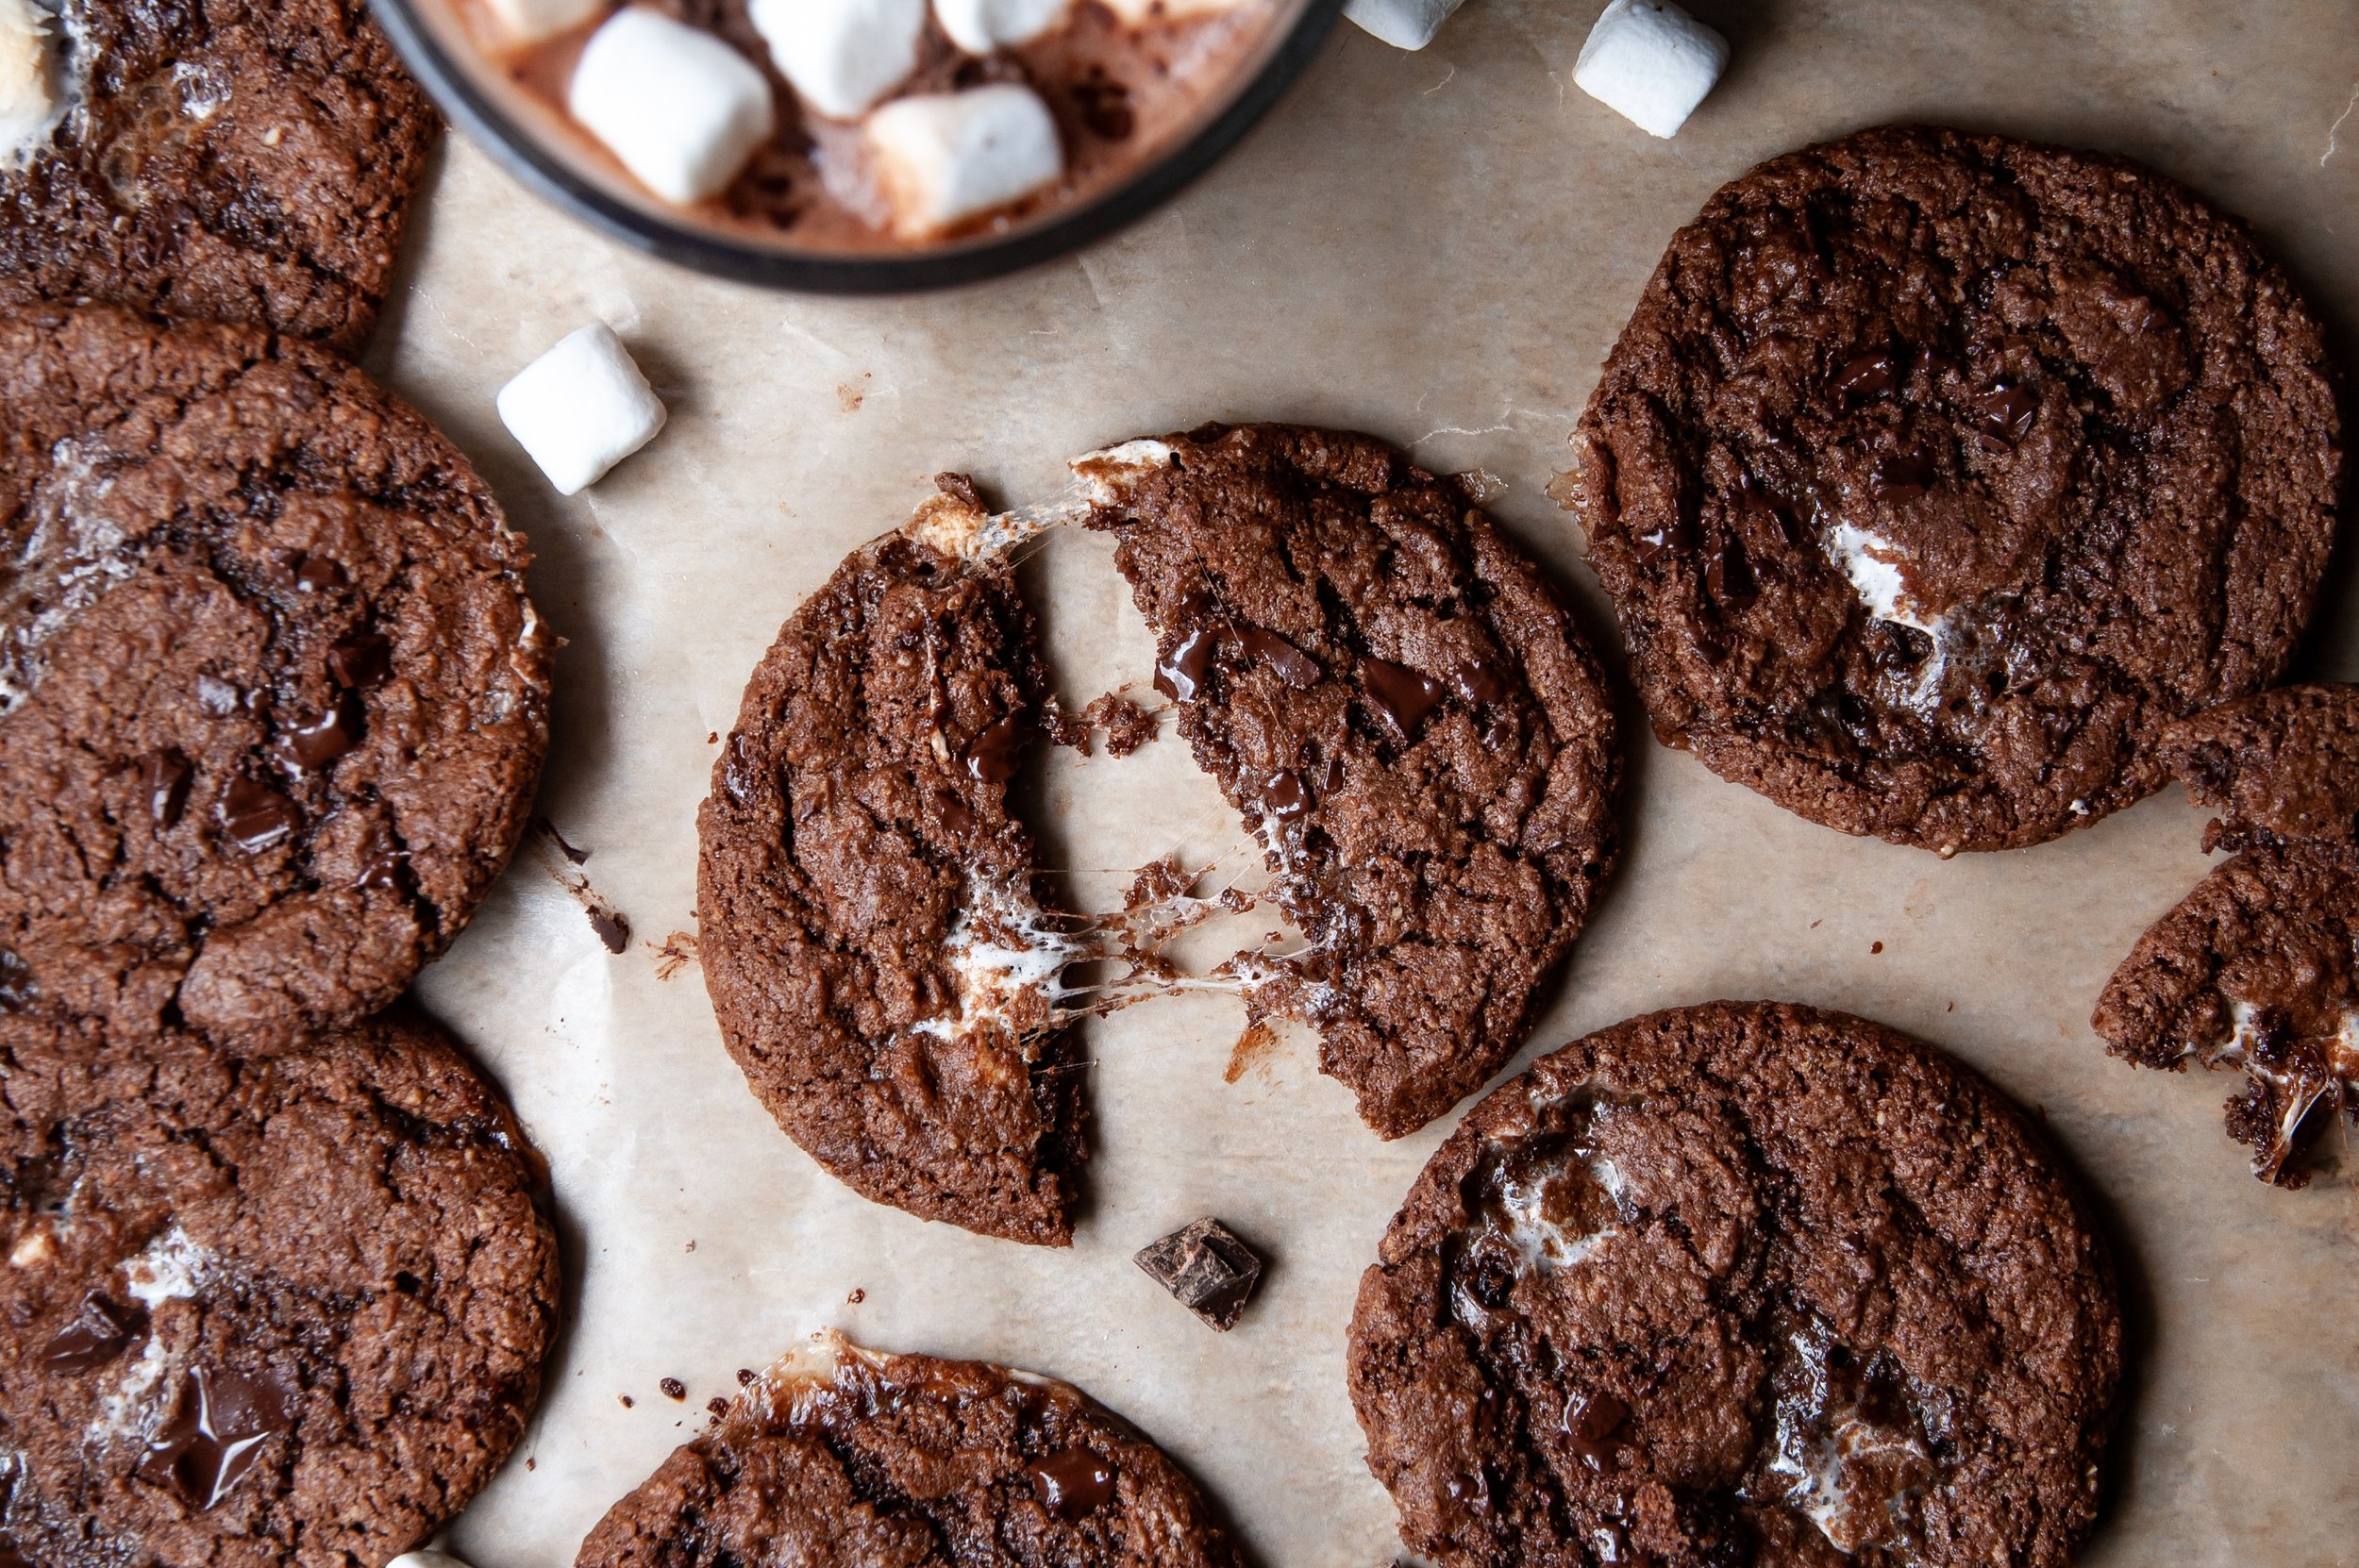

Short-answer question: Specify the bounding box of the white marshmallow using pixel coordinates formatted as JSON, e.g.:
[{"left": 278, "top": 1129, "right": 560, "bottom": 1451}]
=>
[
  {"left": 864, "top": 84, "right": 1062, "bottom": 241},
  {"left": 387, "top": 1553, "right": 474, "bottom": 1568},
  {"left": 1573, "top": 0, "right": 1726, "bottom": 140},
  {"left": 496, "top": 325, "right": 669, "bottom": 496},
  {"left": 483, "top": 0, "right": 606, "bottom": 45},
  {"left": 1096, "top": 0, "right": 1242, "bottom": 25},
  {"left": 567, "top": 8, "right": 775, "bottom": 205},
  {"left": 931, "top": 0, "right": 1068, "bottom": 55},
  {"left": 748, "top": 0, "right": 923, "bottom": 121},
  {"left": 1343, "top": 0, "right": 1461, "bottom": 50},
  {"left": 0, "top": 0, "right": 59, "bottom": 164}
]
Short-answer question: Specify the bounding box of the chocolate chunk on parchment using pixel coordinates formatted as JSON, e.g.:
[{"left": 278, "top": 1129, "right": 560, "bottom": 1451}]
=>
[{"left": 1135, "top": 1217, "right": 1263, "bottom": 1330}]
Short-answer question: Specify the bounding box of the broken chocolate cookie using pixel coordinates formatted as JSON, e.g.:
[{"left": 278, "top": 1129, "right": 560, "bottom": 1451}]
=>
[
  {"left": 0, "top": 1003, "right": 560, "bottom": 1566},
  {"left": 575, "top": 1331, "right": 1245, "bottom": 1568},
  {"left": 2096, "top": 683, "right": 2359, "bottom": 1185},
  {"left": 1570, "top": 125, "right": 2341, "bottom": 854},
  {"left": 0, "top": 307, "right": 550, "bottom": 1041},
  {"left": 1348, "top": 1001, "right": 2120, "bottom": 1568}
]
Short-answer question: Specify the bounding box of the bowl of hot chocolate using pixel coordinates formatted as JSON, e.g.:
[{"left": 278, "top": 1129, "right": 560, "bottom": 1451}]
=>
[{"left": 374, "top": 0, "right": 1339, "bottom": 288}]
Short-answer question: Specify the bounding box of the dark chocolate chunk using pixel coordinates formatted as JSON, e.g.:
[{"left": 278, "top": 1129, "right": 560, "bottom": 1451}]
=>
[
  {"left": 327, "top": 632, "right": 393, "bottom": 689},
  {"left": 42, "top": 1292, "right": 139, "bottom": 1375},
  {"left": 218, "top": 777, "right": 300, "bottom": 853},
  {"left": 264, "top": 552, "right": 349, "bottom": 596},
  {"left": 1868, "top": 452, "right": 1935, "bottom": 501},
  {"left": 1564, "top": 1388, "right": 1628, "bottom": 1470},
  {"left": 1262, "top": 769, "right": 1308, "bottom": 820},
  {"left": 1154, "top": 620, "right": 1218, "bottom": 703},
  {"left": 963, "top": 714, "right": 1027, "bottom": 785},
  {"left": 1238, "top": 626, "right": 1321, "bottom": 689},
  {"left": 1450, "top": 657, "right": 1512, "bottom": 706},
  {"left": 139, "top": 748, "right": 192, "bottom": 829},
  {"left": 1361, "top": 657, "right": 1446, "bottom": 742},
  {"left": 139, "top": 1364, "right": 293, "bottom": 1511},
  {"left": 1834, "top": 351, "right": 1898, "bottom": 398},
  {"left": 1030, "top": 1446, "right": 1117, "bottom": 1520},
  {"left": 1134, "top": 1217, "right": 1263, "bottom": 1331},
  {"left": 1973, "top": 380, "right": 2038, "bottom": 447},
  {"left": 277, "top": 697, "right": 361, "bottom": 774}
]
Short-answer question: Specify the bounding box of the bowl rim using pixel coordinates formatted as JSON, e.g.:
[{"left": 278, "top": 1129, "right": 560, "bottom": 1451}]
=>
[{"left": 367, "top": 0, "right": 1347, "bottom": 293}]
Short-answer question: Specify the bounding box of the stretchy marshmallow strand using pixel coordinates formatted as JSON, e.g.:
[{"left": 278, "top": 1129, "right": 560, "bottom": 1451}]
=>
[
  {"left": 568, "top": 8, "right": 776, "bottom": 204},
  {"left": 1343, "top": 0, "right": 1463, "bottom": 51},
  {"left": 865, "top": 83, "right": 1064, "bottom": 240},
  {"left": 483, "top": 0, "right": 604, "bottom": 44},
  {"left": 1573, "top": 0, "right": 1727, "bottom": 139},
  {"left": 497, "top": 325, "right": 669, "bottom": 496},
  {"left": 932, "top": 0, "right": 1071, "bottom": 55},
  {"left": 750, "top": 0, "right": 925, "bottom": 121}
]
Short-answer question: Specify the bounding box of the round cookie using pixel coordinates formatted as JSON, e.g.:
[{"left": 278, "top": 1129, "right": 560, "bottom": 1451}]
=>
[
  {"left": 1089, "top": 424, "right": 1621, "bottom": 1138},
  {"left": 698, "top": 479, "right": 1084, "bottom": 1246},
  {"left": 1347, "top": 1001, "right": 2120, "bottom": 1568},
  {"left": 0, "top": 1005, "right": 560, "bottom": 1567},
  {"left": 2158, "top": 682, "right": 2359, "bottom": 853},
  {"left": 1570, "top": 125, "right": 2341, "bottom": 855},
  {"left": 2095, "top": 844, "right": 2359, "bottom": 1187},
  {"left": 577, "top": 1331, "right": 1245, "bottom": 1568},
  {"left": 0, "top": 0, "right": 437, "bottom": 355},
  {"left": 0, "top": 306, "right": 550, "bottom": 1040}
]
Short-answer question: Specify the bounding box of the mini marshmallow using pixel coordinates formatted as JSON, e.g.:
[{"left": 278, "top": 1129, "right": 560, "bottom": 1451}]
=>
[
  {"left": 1573, "top": 0, "right": 1726, "bottom": 140},
  {"left": 1096, "top": 0, "right": 1241, "bottom": 25},
  {"left": 483, "top": 0, "right": 606, "bottom": 45},
  {"left": 387, "top": 1553, "right": 475, "bottom": 1568},
  {"left": 0, "top": 0, "right": 57, "bottom": 162},
  {"left": 931, "top": 0, "right": 1069, "bottom": 55},
  {"left": 748, "top": 0, "right": 923, "bottom": 121},
  {"left": 567, "top": 8, "right": 775, "bottom": 204},
  {"left": 496, "top": 325, "right": 668, "bottom": 496},
  {"left": 865, "top": 84, "right": 1062, "bottom": 241},
  {"left": 1343, "top": 0, "right": 1461, "bottom": 50}
]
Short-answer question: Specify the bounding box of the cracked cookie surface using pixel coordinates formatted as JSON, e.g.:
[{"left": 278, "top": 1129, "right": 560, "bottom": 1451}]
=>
[
  {"left": 577, "top": 1331, "right": 1243, "bottom": 1568},
  {"left": 2156, "top": 683, "right": 2359, "bottom": 854},
  {"left": 1347, "top": 1001, "right": 2119, "bottom": 1568},
  {"left": 1570, "top": 125, "right": 2340, "bottom": 854},
  {"left": 0, "top": 1004, "right": 559, "bottom": 1568},
  {"left": 697, "top": 489, "right": 1084, "bottom": 1246},
  {"left": 1091, "top": 424, "right": 1620, "bottom": 1139},
  {"left": 0, "top": 306, "right": 549, "bottom": 1041},
  {"left": 0, "top": 0, "right": 436, "bottom": 356}
]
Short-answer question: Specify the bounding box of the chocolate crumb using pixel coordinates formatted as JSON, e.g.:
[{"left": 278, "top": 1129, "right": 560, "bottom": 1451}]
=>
[
  {"left": 736, "top": 1368, "right": 756, "bottom": 1386},
  {"left": 1871, "top": 941, "right": 1884, "bottom": 954},
  {"left": 707, "top": 1397, "right": 729, "bottom": 1417},
  {"left": 1135, "top": 1217, "right": 1263, "bottom": 1330},
  {"left": 660, "top": 1378, "right": 686, "bottom": 1401},
  {"left": 619, "top": 1394, "right": 634, "bottom": 1409},
  {"left": 847, "top": 1287, "right": 866, "bottom": 1305}
]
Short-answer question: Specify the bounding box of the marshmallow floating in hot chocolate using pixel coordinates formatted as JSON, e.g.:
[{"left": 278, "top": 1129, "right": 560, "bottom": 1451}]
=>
[
  {"left": 568, "top": 8, "right": 776, "bottom": 203},
  {"left": 497, "top": 324, "right": 669, "bottom": 495},
  {"left": 1343, "top": 0, "right": 1462, "bottom": 50},
  {"left": 932, "top": 0, "right": 1071, "bottom": 54},
  {"left": 483, "top": 0, "right": 603, "bottom": 44},
  {"left": 1573, "top": 0, "right": 1727, "bottom": 139},
  {"left": 751, "top": 0, "right": 924, "bottom": 120},
  {"left": 0, "top": 0, "right": 59, "bottom": 164},
  {"left": 866, "top": 83, "right": 1063, "bottom": 240}
]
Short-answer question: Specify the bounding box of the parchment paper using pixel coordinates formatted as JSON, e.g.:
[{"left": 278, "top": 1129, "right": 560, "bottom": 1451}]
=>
[{"left": 359, "top": 1, "right": 2359, "bottom": 1561}]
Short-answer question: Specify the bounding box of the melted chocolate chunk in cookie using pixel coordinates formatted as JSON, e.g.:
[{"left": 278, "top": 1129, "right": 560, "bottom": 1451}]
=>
[
  {"left": 1571, "top": 125, "right": 2341, "bottom": 854},
  {"left": 0, "top": 307, "right": 550, "bottom": 1040},
  {"left": 0, "top": 1006, "right": 559, "bottom": 1567},
  {"left": 0, "top": 0, "right": 437, "bottom": 354},
  {"left": 576, "top": 1332, "right": 1244, "bottom": 1568},
  {"left": 1349, "top": 1002, "right": 2120, "bottom": 1568},
  {"left": 1091, "top": 425, "right": 1621, "bottom": 1138}
]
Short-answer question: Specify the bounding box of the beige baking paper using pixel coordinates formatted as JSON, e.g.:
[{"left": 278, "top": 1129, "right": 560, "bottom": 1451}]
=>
[{"left": 364, "top": 0, "right": 2359, "bottom": 1561}]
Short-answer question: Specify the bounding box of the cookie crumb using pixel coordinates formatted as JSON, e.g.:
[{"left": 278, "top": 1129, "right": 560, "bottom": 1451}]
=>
[
  {"left": 736, "top": 1367, "right": 757, "bottom": 1386},
  {"left": 1871, "top": 940, "right": 1884, "bottom": 954},
  {"left": 847, "top": 1287, "right": 866, "bottom": 1304},
  {"left": 660, "top": 1377, "right": 686, "bottom": 1401},
  {"left": 619, "top": 1393, "right": 634, "bottom": 1408}
]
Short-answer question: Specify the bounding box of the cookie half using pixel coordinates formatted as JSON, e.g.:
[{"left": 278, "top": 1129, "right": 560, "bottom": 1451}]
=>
[
  {"left": 0, "top": 0, "right": 437, "bottom": 355},
  {"left": 0, "top": 306, "right": 550, "bottom": 1040},
  {"left": 1089, "top": 424, "right": 1620, "bottom": 1139},
  {"left": 576, "top": 1331, "right": 1244, "bottom": 1568},
  {"left": 2158, "top": 683, "right": 2359, "bottom": 853},
  {"left": 697, "top": 483, "right": 1085, "bottom": 1245},
  {"left": 1347, "top": 1001, "right": 2120, "bottom": 1568},
  {"left": 1571, "top": 125, "right": 2340, "bottom": 854},
  {"left": 0, "top": 1005, "right": 560, "bottom": 1566}
]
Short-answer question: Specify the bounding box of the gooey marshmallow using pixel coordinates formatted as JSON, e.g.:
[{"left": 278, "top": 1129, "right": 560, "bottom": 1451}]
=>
[
  {"left": 0, "top": 0, "right": 59, "bottom": 164},
  {"left": 1343, "top": 0, "right": 1461, "bottom": 51},
  {"left": 496, "top": 325, "right": 668, "bottom": 496},
  {"left": 749, "top": 0, "right": 923, "bottom": 121},
  {"left": 865, "top": 84, "right": 1062, "bottom": 241},
  {"left": 932, "top": 0, "right": 1069, "bottom": 54},
  {"left": 1573, "top": 0, "right": 1727, "bottom": 140},
  {"left": 568, "top": 8, "right": 775, "bottom": 204}
]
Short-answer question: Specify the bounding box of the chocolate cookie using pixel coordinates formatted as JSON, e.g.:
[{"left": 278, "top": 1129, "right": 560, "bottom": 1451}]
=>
[
  {"left": 2094, "top": 683, "right": 2359, "bottom": 1186},
  {"left": 1089, "top": 424, "right": 1620, "bottom": 1138},
  {"left": 1570, "top": 125, "right": 2341, "bottom": 855},
  {"left": 1348, "top": 1001, "right": 2120, "bottom": 1568},
  {"left": 698, "top": 479, "right": 1085, "bottom": 1245},
  {"left": 577, "top": 1331, "right": 1244, "bottom": 1568},
  {"left": 0, "top": 0, "right": 436, "bottom": 355},
  {"left": 0, "top": 1004, "right": 559, "bottom": 1567},
  {"left": 0, "top": 307, "right": 550, "bottom": 1040}
]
